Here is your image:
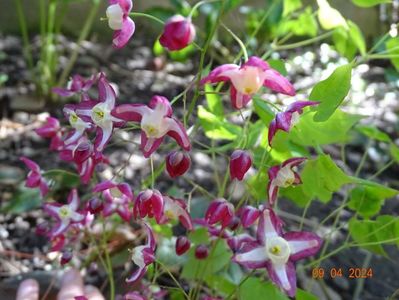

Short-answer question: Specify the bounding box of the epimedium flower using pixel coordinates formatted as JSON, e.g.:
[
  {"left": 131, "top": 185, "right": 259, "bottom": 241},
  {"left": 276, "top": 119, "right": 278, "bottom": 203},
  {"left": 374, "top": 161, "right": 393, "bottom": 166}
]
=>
[
  {"left": 160, "top": 195, "right": 193, "bottom": 230},
  {"left": 106, "top": 0, "right": 135, "bottom": 48},
  {"left": 159, "top": 15, "right": 196, "bottom": 51},
  {"left": 93, "top": 180, "right": 133, "bottom": 222},
  {"left": 73, "top": 73, "right": 124, "bottom": 153},
  {"left": 35, "top": 116, "right": 63, "bottom": 151},
  {"left": 63, "top": 106, "right": 92, "bottom": 146},
  {"left": 229, "top": 150, "right": 252, "bottom": 181},
  {"left": 20, "top": 157, "right": 49, "bottom": 197},
  {"left": 175, "top": 236, "right": 191, "bottom": 256},
  {"left": 53, "top": 74, "right": 96, "bottom": 102},
  {"left": 268, "top": 101, "right": 319, "bottom": 146},
  {"left": 236, "top": 205, "right": 260, "bottom": 228},
  {"left": 134, "top": 189, "right": 164, "bottom": 223},
  {"left": 195, "top": 244, "right": 209, "bottom": 259},
  {"left": 232, "top": 209, "right": 322, "bottom": 297},
  {"left": 205, "top": 198, "right": 235, "bottom": 228},
  {"left": 112, "top": 95, "right": 191, "bottom": 158},
  {"left": 43, "top": 189, "right": 86, "bottom": 237},
  {"left": 267, "top": 157, "right": 306, "bottom": 206},
  {"left": 165, "top": 150, "right": 191, "bottom": 178},
  {"left": 126, "top": 223, "right": 156, "bottom": 283},
  {"left": 201, "top": 56, "right": 295, "bottom": 110}
]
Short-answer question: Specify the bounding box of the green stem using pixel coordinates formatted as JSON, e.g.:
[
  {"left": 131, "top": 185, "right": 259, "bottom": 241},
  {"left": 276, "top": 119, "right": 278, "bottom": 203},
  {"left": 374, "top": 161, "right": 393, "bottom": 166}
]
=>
[
  {"left": 188, "top": 0, "right": 221, "bottom": 19},
  {"left": 101, "top": 219, "right": 115, "bottom": 300},
  {"left": 156, "top": 260, "right": 190, "bottom": 300},
  {"left": 273, "top": 30, "right": 334, "bottom": 51},
  {"left": 129, "top": 12, "right": 165, "bottom": 25},
  {"left": 15, "top": 0, "right": 34, "bottom": 72},
  {"left": 221, "top": 23, "right": 248, "bottom": 61},
  {"left": 150, "top": 156, "right": 155, "bottom": 189},
  {"left": 225, "top": 270, "right": 255, "bottom": 300},
  {"left": 367, "top": 159, "right": 394, "bottom": 180},
  {"left": 58, "top": 0, "right": 101, "bottom": 87}
]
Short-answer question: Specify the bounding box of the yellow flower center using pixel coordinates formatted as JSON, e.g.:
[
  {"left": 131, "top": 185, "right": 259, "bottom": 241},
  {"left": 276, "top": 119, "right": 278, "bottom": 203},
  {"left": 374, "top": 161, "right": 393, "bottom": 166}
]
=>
[
  {"left": 69, "top": 113, "right": 79, "bottom": 125},
  {"left": 92, "top": 107, "right": 105, "bottom": 122},
  {"left": 270, "top": 245, "right": 281, "bottom": 255},
  {"left": 59, "top": 206, "right": 71, "bottom": 219},
  {"left": 143, "top": 125, "right": 159, "bottom": 138},
  {"left": 165, "top": 210, "right": 175, "bottom": 219}
]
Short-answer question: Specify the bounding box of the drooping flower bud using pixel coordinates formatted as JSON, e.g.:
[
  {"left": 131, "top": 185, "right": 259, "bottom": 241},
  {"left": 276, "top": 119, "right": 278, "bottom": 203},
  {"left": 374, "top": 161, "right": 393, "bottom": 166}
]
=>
[
  {"left": 237, "top": 205, "right": 260, "bottom": 228},
  {"left": 175, "top": 236, "right": 191, "bottom": 256},
  {"left": 60, "top": 249, "right": 73, "bottom": 265},
  {"left": 229, "top": 150, "right": 252, "bottom": 181},
  {"left": 166, "top": 151, "right": 191, "bottom": 178},
  {"left": 88, "top": 198, "right": 103, "bottom": 214},
  {"left": 134, "top": 189, "right": 164, "bottom": 223},
  {"left": 205, "top": 198, "right": 234, "bottom": 228},
  {"left": 195, "top": 244, "right": 209, "bottom": 260},
  {"left": 159, "top": 15, "right": 196, "bottom": 51}
]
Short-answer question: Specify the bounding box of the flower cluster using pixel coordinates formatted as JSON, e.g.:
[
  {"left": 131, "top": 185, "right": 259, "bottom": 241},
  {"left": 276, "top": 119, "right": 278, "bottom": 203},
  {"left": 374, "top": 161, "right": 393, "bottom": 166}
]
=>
[{"left": 18, "top": 5, "right": 327, "bottom": 298}]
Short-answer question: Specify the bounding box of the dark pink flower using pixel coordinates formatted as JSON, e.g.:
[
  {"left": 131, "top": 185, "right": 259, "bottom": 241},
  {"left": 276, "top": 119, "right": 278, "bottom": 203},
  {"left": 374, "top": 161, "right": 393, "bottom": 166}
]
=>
[
  {"left": 159, "top": 15, "right": 195, "bottom": 51},
  {"left": 52, "top": 74, "right": 95, "bottom": 102},
  {"left": 160, "top": 195, "right": 193, "bottom": 230},
  {"left": 134, "top": 189, "right": 164, "bottom": 223},
  {"left": 113, "top": 95, "right": 191, "bottom": 157},
  {"left": 35, "top": 116, "right": 64, "bottom": 150},
  {"left": 126, "top": 223, "right": 156, "bottom": 283},
  {"left": 227, "top": 233, "right": 256, "bottom": 252},
  {"left": 267, "top": 157, "right": 306, "bottom": 206},
  {"left": 165, "top": 151, "right": 191, "bottom": 178},
  {"left": 106, "top": 0, "right": 135, "bottom": 48},
  {"left": 20, "top": 157, "right": 49, "bottom": 197},
  {"left": 93, "top": 180, "right": 133, "bottom": 222},
  {"left": 201, "top": 56, "right": 295, "bottom": 109},
  {"left": 268, "top": 101, "right": 319, "bottom": 146},
  {"left": 205, "top": 198, "right": 234, "bottom": 228},
  {"left": 60, "top": 249, "right": 73, "bottom": 265},
  {"left": 195, "top": 244, "right": 209, "bottom": 259},
  {"left": 236, "top": 205, "right": 260, "bottom": 228},
  {"left": 175, "top": 236, "right": 191, "bottom": 256},
  {"left": 88, "top": 197, "right": 104, "bottom": 214},
  {"left": 43, "top": 189, "right": 86, "bottom": 237},
  {"left": 229, "top": 150, "right": 252, "bottom": 181},
  {"left": 232, "top": 209, "right": 322, "bottom": 297}
]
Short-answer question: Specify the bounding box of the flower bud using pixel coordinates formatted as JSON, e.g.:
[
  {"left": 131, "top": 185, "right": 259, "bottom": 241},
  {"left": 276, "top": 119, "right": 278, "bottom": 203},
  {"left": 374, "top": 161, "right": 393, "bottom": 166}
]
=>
[
  {"left": 134, "top": 189, "right": 164, "bottom": 223},
  {"left": 229, "top": 150, "right": 252, "bottom": 181},
  {"left": 60, "top": 250, "right": 73, "bottom": 265},
  {"left": 228, "top": 216, "right": 240, "bottom": 231},
  {"left": 159, "top": 15, "right": 196, "bottom": 51},
  {"left": 205, "top": 198, "right": 234, "bottom": 228},
  {"left": 88, "top": 198, "right": 103, "bottom": 214},
  {"left": 237, "top": 205, "right": 260, "bottom": 228},
  {"left": 166, "top": 151, "right": 191, "bottom": 178},
  {"left": 195, "top": 244, "right": 209, "bottom": 260},
  {"left": 35, "top": 117, "right": 60, "bottom": 138},
  {"left": 175, "top": 236, "right": 191, "bottom": 256}
]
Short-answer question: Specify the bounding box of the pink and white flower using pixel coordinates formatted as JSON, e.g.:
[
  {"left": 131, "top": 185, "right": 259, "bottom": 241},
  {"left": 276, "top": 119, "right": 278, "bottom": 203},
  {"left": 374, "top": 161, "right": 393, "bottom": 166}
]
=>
[
  {"left": 236, "top": 205, "right": 260, "bottom": 228},
  {"left": 201, "top": 56, "right": 295, "bottom": 110},
  {"left": 205, "top": 198, "right": 235, "bottom": 228},
  {"left": 268, "top": 101, "right": 319, "bottom": 146},
  {"left": 233, "top": 209, "right": 322, "bottom": 297},
  {"left": 93, "top": 180, "right": 133, "bottom": 222},
  {"left": 53, "top": 74, "right": 95, "bottom": 102},
  {"left": 112, "top": 95, "right": 191, "bottom": 157},
  {"left": 126, "top": 223, "right": 156, "bottom": 283},
  {"left": 20, "top": 157, "right": 49, "bottom": 197},
  {"left": 106, "top": 0, "right": 135, "bottom": 48},
  {"left": 159, "top": 15, "right": 196, "bottom": 51},
  {"left": 72, "top": 73, "right": 124, "bottom": 152},
  {"left": 267, "top": 157, "right": 306, "bottom": 206},
  {"left": 35, "top": 116, "right": 63, "bottom": 151},
  {"left": 43, "top": 189, "right": 86, "bottom": 237},
  {"left": 160, "top": 195, "right": 193, "bottom": 230}
]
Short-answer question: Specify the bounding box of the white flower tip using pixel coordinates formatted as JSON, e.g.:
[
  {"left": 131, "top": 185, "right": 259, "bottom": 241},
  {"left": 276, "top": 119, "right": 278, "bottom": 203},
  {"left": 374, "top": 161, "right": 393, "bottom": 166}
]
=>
[{"left": 106, "top": 4, "right": 124, "bottom": 30}]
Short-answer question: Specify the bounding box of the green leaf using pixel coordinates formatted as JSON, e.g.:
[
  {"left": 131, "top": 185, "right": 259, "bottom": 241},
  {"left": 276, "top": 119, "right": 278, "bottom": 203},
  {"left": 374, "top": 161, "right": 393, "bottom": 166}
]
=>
[
  {"left": 205, "top": 274, "right": 236, "bottom": 296},
  {"left": 169, "top": 44, "right": 196, "bottom": 62},
  {"left": 310, "top": 63, "right": 353, "bottom": 122},
  {"left": 351, "top": 0, "right": 391, "bottom": 7},
  {"left": 348, "top": 183, "right": 398, "bottom": 218},
  {"left": 181, "top": 240, "right": 231, "bottom": 279},
  {"left": 283, "top": 0, "right": 302, "bottom": 16},
  {"left": 386, "top": 38, "right": 399, "bottom": 71},
  {"left": 198, "top": 106, "right": 242, "bottom": 140},
  {"left": 356, "top": 125, "right": 391, "bottom": 142},
  {"left": 390, "top": 143, "right": 399, "bottom": 163},
  {"left": 1, "top": 185, "right": 42, "bottom": 214},
  {"left": 289, "top": 110, "right": 362, "bottom": 146},
  {"left": 332, "top": 27, "right": 358, "bottom": 60},
  {"left": 44, "top": 169, "right": 80, "bottom": 188},
  {"left": 204, "top": 84, "right": 224, "bottom": 116},
  {"left": 299, "top": 154, "right": 354, "bottom": 203},
  {"left": 153, "top": 39, "right": 165, "bottom": 56},
  {"left": 239, "top": 277, "right": 289, "bottom": 300},
  {"left": 278, "top": 7, "right": 318, "bottom": 37},
  {"left": 317, "top": 0, "right": 347, "bottom": 30},
  {"left": 253, "top": 98, "right": 275, "bottom": 125},
  {"left": 348, "top": 20, "right": 366, "bottom": 56},
  {"left": 267, "top": 59, "right": 288, "bottom": 75},
  {"left": 297, "top": 289, "right": 319, "bottom": 300},
  {"left": 349, "top": 215, "right": 399, "bottom": 255}
]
